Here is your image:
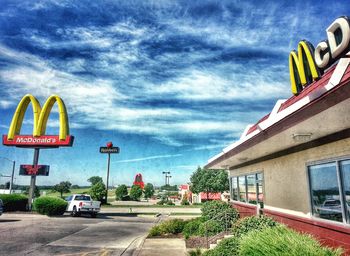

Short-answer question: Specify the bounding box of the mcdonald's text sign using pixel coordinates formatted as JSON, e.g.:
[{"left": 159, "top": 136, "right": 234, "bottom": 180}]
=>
[
  {"left": 2, "top": 94, "right": 74, "bottom": 148},
  {"left": 289, "top": 16, "right": 350, "bottom": 95}
]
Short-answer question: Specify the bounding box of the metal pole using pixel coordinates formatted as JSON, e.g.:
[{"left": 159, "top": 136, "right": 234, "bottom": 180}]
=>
[
  {"left": 28, "top": 148, "right": 40, "bottom": 210},
  {"left": 9, "top": 161, "right": 15, "bottom": 194},
  {"left": 106, "top": 153, "right": 111, "bottom": 204}
]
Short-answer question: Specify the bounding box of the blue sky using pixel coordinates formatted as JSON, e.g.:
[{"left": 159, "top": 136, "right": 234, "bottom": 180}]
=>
[{"left": 0, "top": 0, "right": 349, "bottom": 186}]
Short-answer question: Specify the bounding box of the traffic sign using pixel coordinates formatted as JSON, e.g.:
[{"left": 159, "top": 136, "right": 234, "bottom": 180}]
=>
[{"left": 100, "top": 147, "right": 120, "bottom": 153}]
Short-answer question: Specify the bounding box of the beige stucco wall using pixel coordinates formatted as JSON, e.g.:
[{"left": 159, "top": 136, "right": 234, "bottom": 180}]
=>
[{"left": 230, "top": 137, "right": 350, "bottom": 215}]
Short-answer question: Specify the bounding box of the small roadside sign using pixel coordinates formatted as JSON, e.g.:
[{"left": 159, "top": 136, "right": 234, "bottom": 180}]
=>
[{"left": 100, "top": 147, "right": 120, "bottom": 154}]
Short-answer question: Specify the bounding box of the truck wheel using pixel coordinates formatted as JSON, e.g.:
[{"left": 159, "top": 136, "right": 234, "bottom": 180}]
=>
[
  {"left": 91, "top": 212, "right": 97, "bottom": 218},
  {"left": 72, "top": 206, "right": 79, "bottom": 217}
]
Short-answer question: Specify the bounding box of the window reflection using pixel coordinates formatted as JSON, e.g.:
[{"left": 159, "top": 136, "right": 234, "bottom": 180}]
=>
[
  {"left": 309, "top": 163, "right": 343, "bottom": 222},
  {"left": 247, "top": 175, "right": 256, "bottom": 204},
  {"left": 232, "top": 177, "right": 238, "bottom": 201},
  {"left": 340, "top": 160, "right": 350, "bottom": 223},
  {"left": 239, "top": 176, "right": 247, "bottom": 202}
]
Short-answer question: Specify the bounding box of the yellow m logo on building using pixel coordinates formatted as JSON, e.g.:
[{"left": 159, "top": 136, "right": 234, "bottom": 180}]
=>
[
  {"left": 7, "top": 94, "right": 69, "bottom": 141},
  {"left": 289, "top": 40, "right": 322, "bottom": 95}
]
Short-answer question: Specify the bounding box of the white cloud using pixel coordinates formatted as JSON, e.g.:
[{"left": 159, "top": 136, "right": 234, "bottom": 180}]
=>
[
  {"left": 154, "top": 70, "right": 289, "bottom": 101},
  {"left": 113, "top": 153, "right": 182, "bottom": 163}
]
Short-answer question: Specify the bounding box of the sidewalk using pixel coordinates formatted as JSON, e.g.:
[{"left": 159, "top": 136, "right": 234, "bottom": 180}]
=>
[{"left": 136, "top": 238, "right": 186, "bottom": 256}]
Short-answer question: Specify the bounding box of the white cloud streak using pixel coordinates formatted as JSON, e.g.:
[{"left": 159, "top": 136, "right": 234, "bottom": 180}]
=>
[{"left": 113, "top": 153, "right": 182, "bottom": 163}]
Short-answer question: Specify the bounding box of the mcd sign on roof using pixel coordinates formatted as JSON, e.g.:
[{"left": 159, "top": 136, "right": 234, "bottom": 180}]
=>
[{"left": 290, "top": 16, "right": 350, "bottom": 95}]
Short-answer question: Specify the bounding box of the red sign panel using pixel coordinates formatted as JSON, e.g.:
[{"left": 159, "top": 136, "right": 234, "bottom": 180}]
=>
[
  {"left": 19, "top": 165, "right": 50, "bottom": 176},
  {"left": 2, "top": 135, "right": 74, "bottom": 147}
]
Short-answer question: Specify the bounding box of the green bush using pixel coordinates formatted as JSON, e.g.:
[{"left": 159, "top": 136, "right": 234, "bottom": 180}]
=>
[
  {"left": 0, "top": 194, "right": 28, "bottom": 211},
  {"left": 181, "top": 197, "right": 190, "bottom": 205},
  {"left": 200, "top": 201, "right": 239, "bottom": 231},
  {"left": 203, "top": 236, "right": 240, "bottom": 256},
  {"left": 239, "top": 225, "right": 342, "bottom": 256},
  {"left": 157, "top": 198, "right": 174, "bottom": 205},
  {"left": 183, "top": 217, "right": 207, "bottom": 239},
  {"left": 115, "top": 184, "right": 128, "bottom": 201},
  {"left": 198, "top": 219, "right": 225, "bottom": 236},
  {"left": 90, "top": 181, "right": 106, "bottom": 202},
  {"left": 188, "top": 248, "right": 203, "bottom": 256},
  {"left": 33, "top": 196, "right": 67, "bottom": 216},
  {"left": 149, "top": 225, "right": 162, "bottom": 237},
  {"left": 232, "top": 215, "right": 278, "bottom": 238},
  {"left": 161, "top": 218, "right": 186, "bottom": 234},
  {"left": 148, "top": 218, "right": 186, "bottom": 237}
]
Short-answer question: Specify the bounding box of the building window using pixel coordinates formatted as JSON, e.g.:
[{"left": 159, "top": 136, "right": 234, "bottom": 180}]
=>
[
  {"left": 247, "top": 174, "right": 256, "bottom": 204},
  {"left": 239, "top": 176, "right": 247, "bottom": 202},
  {"left": 230, "top": 172, "right": 264, "bottom": 206},
  {"left": 231, "top": 177, "right": 238, "bottom": 201},
  {"left": 308, "top": 159, "right": 350, "bottom": 224}
]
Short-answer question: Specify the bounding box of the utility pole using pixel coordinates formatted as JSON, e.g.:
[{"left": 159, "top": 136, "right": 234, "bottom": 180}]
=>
[{"left": 0, "top": 157, "right": 16, "bottom": 194}]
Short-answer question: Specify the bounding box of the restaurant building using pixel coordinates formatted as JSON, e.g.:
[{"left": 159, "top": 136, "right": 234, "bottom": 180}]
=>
[{"left": 205, "top": 16, "right": 350, "bottom": 252}]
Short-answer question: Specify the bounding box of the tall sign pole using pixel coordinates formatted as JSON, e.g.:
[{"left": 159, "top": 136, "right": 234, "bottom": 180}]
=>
[
  {"left": 28, "top": 148, "right": 39, "bottom": 209},
  {"left": 100, "top": 142, "right": 120, "bottom": 203}
]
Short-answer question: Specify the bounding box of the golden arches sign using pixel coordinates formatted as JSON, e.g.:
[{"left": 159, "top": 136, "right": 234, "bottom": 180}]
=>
[
  {"left": 3, "top": 94, "right": 73, "bottom": 147},
  {"left": 289, "top": 40, "right": 321, "bottom": 95}
]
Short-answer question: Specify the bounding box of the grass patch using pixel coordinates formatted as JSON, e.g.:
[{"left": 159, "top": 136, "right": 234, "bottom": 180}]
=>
[{"left": 239, "top": 225, "right": 342, "bottom": 256}]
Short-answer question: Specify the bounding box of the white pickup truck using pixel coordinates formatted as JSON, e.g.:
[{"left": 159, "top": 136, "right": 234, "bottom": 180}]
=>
[{"left": 65, "top": 194, "right": 101, "bottom": 217}]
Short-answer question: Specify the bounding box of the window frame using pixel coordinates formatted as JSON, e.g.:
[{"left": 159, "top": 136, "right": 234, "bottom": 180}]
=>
[
  {"left": 306, "top": 155, "right": 350, "bottom": 225},
  {"left": 230, "top": 171, "right": 264, "bottom": 206}
]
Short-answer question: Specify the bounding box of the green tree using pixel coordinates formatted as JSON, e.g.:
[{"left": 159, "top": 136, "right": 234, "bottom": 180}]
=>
[
  {"left": 90, "top": 181, "right": 106, "bottom": 202},
  {"left": 52, "top": 181, "right": 72, "bottom": 198},
  {"left": 87, "top": 176, "right": 103, "bottom": 186},
  {"left": 190, "top": 167, "right": 229, "bottom": 200},
  {"left": 144, "top": 183, "right": 155, "bottom": 201},
  {"left": 129, "top": 185, "right": 143, "bottom": 201},
  {"left": 115, "top": 184, "right": 128, "bottom": 200}
]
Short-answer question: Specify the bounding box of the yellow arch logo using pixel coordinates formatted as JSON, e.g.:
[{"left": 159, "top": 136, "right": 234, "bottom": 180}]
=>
[
  {"left": 289, "top": 40, "right": 322, "bottom": 95},
  {"left": 7, "top": 94, "right": 69, "bottom": 141}
]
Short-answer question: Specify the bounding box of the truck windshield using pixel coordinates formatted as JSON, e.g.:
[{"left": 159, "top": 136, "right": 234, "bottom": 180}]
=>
[{"left": 74, "top": 195, "right": 91, "bottom": 201}]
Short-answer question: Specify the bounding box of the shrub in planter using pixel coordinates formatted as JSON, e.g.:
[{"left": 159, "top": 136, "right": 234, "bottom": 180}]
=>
[
  {"left": 203, "top": 236, "right": 240, "bottom": 256},
  {"left": 33, "top": 196, "right": 67, "bottom": 216},
  {"left": 161, "top": 218, "right": 186, "bottom": 234},
  {"left": 0, "top": 194, "right": 28, "bottom": 212},
  {"left": 198, "top": 219, "right": 225, "bottom": 236},
  {"left": 239, "top": 225, "right": 342, "bottom": 256},
  {"left": 149, "top": 225, "right": 162, "bottom": 237},
  {"left": 201, "top": 201, "right": 239, "bottom": 227},
  {"left": 148, "top": 218, "right": 186, "bottom": 237},
  {"left": 183, "top": 217, "right": 207, "bottom": 239},
  {"left": 232, "top": 215, "right": 278, "bottom": 238}
]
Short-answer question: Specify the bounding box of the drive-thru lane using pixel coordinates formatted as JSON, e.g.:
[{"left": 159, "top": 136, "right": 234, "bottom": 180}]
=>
[{"left": 0, "top": 213, "right": 156, "bottom": 256}]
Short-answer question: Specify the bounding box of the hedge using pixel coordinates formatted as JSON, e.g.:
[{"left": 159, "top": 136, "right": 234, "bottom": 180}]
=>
[
  {"left": 33, "top": 196, "right": 67, "bottom": 216},
  {"left": 0, "top": 194, "right": 28, "bottom": 212}
]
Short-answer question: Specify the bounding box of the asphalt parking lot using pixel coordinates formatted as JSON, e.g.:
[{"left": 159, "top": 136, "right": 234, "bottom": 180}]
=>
[{"left": 0, "top": 212, "right": 156, "bottom": 256}]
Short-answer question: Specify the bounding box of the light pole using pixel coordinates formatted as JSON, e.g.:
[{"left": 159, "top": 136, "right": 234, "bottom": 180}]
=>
[
  {"left": 162, "top": 171, "right": 170, "bottom": 186},
  {"left": 0, "top": 156, "right": 16, "bottom": 194},
  {"left": 167, "top": 175, "right": 172, "bottom": 185}
]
